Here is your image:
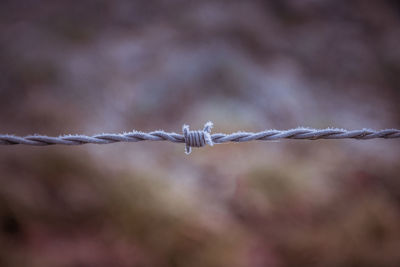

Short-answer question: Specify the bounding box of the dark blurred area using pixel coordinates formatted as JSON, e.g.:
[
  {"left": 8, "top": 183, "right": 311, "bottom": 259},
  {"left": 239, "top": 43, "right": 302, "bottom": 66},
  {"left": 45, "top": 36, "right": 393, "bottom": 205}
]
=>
[{"left": 1, "top": 0, "right": 400, "bottom": 266}]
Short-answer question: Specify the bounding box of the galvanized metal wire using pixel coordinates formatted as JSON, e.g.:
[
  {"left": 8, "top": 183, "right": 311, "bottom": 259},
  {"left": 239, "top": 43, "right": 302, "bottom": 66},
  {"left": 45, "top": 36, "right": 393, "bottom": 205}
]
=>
[{"left": 1, "top": 122, "right": 399, "bottom": 154}]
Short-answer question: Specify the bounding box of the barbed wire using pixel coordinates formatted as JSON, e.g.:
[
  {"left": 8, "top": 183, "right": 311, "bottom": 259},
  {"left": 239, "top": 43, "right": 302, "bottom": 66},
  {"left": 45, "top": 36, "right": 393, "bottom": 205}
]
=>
[{"left": 1, "top": 122, "right": 399, "bottom": 154}]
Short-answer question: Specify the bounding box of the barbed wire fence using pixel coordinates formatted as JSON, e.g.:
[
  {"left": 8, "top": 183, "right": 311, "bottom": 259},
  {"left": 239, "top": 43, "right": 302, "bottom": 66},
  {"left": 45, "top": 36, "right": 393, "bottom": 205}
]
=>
[{"left": 1, "top": 122, "right": 399, "bottom": 154}]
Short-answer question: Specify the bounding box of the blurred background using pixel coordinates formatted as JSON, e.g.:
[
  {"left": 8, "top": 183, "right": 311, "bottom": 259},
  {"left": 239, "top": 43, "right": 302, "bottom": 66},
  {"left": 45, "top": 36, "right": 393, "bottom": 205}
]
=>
[{"left": 1, "top": 0, "right": 400, "bottom": 266}]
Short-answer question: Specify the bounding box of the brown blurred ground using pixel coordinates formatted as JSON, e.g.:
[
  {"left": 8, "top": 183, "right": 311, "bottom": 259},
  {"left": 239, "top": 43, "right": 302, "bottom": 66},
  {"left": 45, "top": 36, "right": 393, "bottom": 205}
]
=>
[{"left": 0, "top": 0, "right": 400, "bottom": 266}]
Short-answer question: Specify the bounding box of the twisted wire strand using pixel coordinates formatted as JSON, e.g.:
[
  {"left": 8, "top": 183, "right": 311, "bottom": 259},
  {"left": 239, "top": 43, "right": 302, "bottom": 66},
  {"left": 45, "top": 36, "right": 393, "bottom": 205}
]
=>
[{"left": 0, "top": 124, "right": 399, "bottom": 153}]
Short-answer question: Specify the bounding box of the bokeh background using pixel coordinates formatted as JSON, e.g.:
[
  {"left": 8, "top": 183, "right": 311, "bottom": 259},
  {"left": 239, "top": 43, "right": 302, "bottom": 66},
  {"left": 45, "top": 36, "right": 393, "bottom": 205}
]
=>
[{"left": 1, "top": 1, "right": 400, "bottom": 266}]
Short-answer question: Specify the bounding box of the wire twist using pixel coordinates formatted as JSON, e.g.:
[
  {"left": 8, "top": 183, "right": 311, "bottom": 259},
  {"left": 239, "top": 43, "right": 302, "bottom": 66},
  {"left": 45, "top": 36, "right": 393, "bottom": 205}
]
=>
[{"left": 0, "top": 122, "right": 399, "bottom": 154}]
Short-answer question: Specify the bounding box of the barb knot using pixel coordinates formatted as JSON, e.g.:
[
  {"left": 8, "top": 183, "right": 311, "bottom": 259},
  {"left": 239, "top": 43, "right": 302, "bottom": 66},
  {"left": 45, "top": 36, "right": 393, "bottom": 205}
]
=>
[{"left": 182, "top": 121, "right": 213, "bottom": 154}]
